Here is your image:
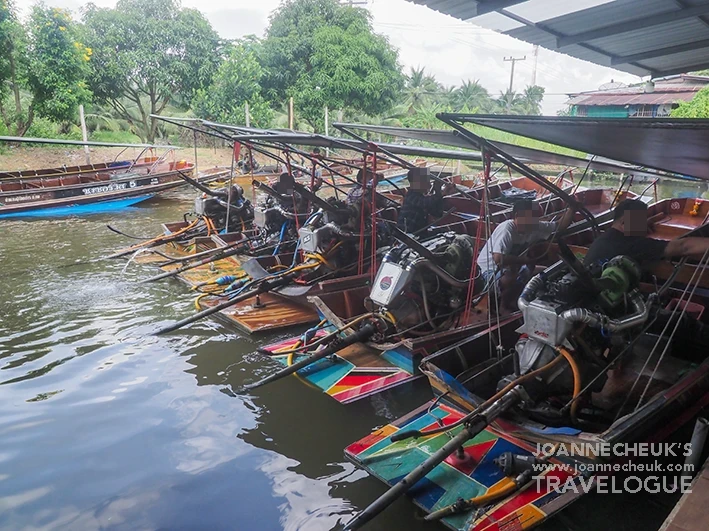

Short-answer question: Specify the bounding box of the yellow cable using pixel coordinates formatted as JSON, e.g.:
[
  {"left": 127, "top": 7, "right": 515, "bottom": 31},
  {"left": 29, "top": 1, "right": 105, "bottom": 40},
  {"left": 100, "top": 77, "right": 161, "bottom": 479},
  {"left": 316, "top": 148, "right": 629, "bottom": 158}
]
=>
[{"left": 195, "top": 292, "right": 211, "bottom": 310}]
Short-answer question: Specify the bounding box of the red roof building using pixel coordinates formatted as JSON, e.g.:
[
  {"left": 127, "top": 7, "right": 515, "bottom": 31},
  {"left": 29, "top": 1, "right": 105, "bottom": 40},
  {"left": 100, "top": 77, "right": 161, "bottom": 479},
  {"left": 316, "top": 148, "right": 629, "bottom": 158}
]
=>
[{"left": 567, "top": 74, "right": 709, "bottom": 118}]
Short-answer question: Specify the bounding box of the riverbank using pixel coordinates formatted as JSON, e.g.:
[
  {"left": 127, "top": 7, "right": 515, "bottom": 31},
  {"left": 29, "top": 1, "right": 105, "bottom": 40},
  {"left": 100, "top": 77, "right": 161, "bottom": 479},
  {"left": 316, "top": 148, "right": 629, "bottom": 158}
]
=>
[{"left": 0, "top": 145, "right": 237, "bottom": 172}]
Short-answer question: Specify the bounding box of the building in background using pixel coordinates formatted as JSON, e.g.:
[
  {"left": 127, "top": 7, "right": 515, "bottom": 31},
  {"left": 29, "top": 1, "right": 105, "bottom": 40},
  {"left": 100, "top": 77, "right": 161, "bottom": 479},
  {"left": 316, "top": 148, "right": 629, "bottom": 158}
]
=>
[{"left": 566, "top": 75, "right": 709, "bottom": 118}]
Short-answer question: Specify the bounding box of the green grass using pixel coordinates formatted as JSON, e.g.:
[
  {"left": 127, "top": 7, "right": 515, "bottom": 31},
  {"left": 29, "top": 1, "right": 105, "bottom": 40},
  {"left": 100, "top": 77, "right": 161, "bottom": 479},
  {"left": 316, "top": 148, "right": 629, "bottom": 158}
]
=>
[
  {"left": 465, "top": 124, "right": 586, "bottom": 158},
  {"left": 90, "top": 130, "right": 143, "bottom": 143}
]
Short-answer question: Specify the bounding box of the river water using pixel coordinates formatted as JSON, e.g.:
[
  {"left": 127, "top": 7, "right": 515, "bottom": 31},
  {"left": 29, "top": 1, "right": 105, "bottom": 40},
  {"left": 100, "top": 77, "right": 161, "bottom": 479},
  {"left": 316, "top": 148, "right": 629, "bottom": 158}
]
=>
[{"left": 0, "top": 181, "right": 700, "bottom": 531}]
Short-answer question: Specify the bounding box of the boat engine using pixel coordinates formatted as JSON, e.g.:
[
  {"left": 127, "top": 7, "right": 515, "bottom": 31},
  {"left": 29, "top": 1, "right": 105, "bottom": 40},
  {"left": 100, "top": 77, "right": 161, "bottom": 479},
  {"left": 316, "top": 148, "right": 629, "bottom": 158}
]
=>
[
  {"left": 252, "top": 189, "right": 311, "bottom": 248},
  {"left": 194, "top": 184, "right": 254, "bottom": 231},
  {"left": 298, "top": 199, "right": 391, "bottom": 271},
  {"left": 497, "top": 254, "right": 649, "bottom": 425},
  {"left": 368, "top": 232, "right": 479, "bottom": 331}
]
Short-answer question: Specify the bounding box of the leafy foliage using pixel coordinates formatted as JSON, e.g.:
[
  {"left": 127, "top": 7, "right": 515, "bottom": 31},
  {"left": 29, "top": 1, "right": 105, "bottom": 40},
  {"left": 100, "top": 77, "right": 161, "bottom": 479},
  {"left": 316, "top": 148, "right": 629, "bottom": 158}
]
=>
[
  {"left": 192, "top": 41, "right": 272, "bottom": 127},
  {"left": 671, "top": 86, "right": 709, "bottom": 118},
  {"left": 0, "top": 3, "right": 89, "bottom": 135},
  {"left": 27, "top": 6, "right": 91, "bottom": 123},
  {"left": 83, "top": 0, "right": 222, "bottom": 141},
  {"left": 260, "top": 0, "right": 403, "bottom": 130}
]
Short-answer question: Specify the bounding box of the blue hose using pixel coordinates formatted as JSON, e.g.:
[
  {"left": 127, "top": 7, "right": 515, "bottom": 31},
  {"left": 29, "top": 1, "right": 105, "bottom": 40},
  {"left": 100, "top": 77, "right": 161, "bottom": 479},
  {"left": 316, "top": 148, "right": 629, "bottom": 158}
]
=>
[{"left": 273, "top": 221, "right": 290, "bottom": 256}]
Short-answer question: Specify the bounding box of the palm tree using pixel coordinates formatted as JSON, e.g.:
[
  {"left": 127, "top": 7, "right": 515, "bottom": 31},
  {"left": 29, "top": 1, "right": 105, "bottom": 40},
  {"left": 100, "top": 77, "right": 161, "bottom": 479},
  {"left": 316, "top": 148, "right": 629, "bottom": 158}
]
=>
[
  {"left": 495, "top": 89, "right": 524, "bottom": 114},
  {"left": 453, "top": 79, "right": 492, "bottom": 112},
  {"left": 401, "top": 66, "right": 441, "bottom": 114},
  {"left": 518, "top": 85, "right": 545, "bottom": 115}
]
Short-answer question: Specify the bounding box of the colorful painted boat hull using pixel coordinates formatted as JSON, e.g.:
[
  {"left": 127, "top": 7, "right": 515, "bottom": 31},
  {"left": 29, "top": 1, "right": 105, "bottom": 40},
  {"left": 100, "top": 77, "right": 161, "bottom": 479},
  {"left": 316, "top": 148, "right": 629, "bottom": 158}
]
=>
[{"left": 345, "top": 401, "right": 581, "bottom": 531}]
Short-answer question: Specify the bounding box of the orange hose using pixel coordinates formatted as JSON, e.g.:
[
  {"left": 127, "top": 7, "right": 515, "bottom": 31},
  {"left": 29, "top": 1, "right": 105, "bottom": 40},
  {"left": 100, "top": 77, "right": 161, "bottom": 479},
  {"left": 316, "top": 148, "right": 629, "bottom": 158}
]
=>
[{"left": 557, "top": 347, "right": 582, "bottom": 424}]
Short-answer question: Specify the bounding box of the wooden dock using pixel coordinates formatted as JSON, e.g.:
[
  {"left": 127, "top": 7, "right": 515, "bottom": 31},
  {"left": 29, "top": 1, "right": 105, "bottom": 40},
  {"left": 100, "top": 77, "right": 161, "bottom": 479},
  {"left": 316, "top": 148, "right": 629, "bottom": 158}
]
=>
[{"left": 660, "top": 458, "right": 709, "bottom": 531}]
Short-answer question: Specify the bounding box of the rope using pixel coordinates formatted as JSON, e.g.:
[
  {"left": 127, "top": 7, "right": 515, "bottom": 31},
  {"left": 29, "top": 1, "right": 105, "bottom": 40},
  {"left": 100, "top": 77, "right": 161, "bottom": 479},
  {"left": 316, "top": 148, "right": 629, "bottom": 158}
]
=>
[
  {"left": 370, "top": 150, "right": 378, "bottom": 282},
  {"left": 463, "top": 151, "right": 490, "bottom": 323},
  {"left": 634, "top": 246, "right": 709, "bottom": 411},
  {"left": 613, "top": 247, "right": 709, "bottom": 420}
]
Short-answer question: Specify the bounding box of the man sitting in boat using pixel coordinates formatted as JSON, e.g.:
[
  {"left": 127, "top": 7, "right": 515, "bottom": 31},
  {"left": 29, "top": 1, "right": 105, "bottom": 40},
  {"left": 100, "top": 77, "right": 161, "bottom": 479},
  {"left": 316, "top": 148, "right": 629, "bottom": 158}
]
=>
[
  {"left": 396, "top": 168, "right": 443, "bottom": 234},
  {"left": 584, "top": 199, "right": 709, "bottom": 267},
  {"left": 346, "top": 168, "right": 382, "bottom": 208},
  {"left": 477, "top": 199, "right": 574, "bottom": 309}
]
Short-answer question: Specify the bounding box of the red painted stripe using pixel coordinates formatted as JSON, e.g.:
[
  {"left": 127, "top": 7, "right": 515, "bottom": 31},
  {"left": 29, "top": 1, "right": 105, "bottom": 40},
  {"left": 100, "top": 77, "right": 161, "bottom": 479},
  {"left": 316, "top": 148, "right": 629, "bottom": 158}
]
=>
[{"left": 333, "top": 371, "right": 414, "bottom": 403}]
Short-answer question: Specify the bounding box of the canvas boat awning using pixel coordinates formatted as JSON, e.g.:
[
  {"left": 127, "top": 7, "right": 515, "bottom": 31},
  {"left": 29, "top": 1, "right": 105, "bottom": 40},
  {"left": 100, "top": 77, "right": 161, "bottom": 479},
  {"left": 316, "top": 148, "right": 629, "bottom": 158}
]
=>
[
  {"left": 335, "top": 122, "right": 684, "bottom": 180},
  {"left": 437, "top": 114, "right": 709, "bottom": 180}
]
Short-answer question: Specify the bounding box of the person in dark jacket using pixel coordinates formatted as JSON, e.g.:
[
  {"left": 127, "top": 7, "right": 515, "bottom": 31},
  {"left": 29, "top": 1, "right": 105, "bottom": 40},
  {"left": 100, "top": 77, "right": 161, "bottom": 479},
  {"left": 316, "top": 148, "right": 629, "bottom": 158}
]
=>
[
  {"left": 396, "top": 167, "right": 444, "bottom": 234},
  {"left": 584, "top": 199, "right": 709, "bottom": 268}
]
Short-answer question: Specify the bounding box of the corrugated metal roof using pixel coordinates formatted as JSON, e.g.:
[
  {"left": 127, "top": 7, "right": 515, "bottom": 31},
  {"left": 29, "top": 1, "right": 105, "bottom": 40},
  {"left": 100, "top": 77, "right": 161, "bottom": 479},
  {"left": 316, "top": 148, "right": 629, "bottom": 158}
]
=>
[
  {"left": 411, "top": 0, "right": 709, "bottom": 78},
  {"left": 568, "top": 91, "right": 698, "bottom": 105},
  {"left": 567, "top": 79, "right": 708, "bottom": 105}
]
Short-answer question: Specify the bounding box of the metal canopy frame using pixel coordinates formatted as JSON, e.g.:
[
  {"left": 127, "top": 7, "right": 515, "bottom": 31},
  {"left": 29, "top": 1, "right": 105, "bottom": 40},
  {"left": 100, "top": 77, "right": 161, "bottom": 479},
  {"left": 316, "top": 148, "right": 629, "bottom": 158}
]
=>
[
  {"left": 0, "top": 135, "right": 175, "bottom": 149},
  {"left": 334, "top": 122, "right": 684, "bottom": 180},
  {"left": 412, "top": 0, "right": 709, "bottom": 78},
  {"left": 441, "top": 113, "right": 709, "bottom": 181}
]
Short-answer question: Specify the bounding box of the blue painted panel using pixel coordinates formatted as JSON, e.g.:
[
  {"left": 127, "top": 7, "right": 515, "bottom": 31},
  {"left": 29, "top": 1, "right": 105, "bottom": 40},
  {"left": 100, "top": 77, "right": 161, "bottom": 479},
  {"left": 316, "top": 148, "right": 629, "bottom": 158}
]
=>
[
  {"left": 470, "top": 437, "right": 531, "bottom": 486},
  {"left": 0, "top": 194, "right": 154, "bottom": 219},
  {"left": 381, "top": 346, "right": 416, "bottom": 374}
]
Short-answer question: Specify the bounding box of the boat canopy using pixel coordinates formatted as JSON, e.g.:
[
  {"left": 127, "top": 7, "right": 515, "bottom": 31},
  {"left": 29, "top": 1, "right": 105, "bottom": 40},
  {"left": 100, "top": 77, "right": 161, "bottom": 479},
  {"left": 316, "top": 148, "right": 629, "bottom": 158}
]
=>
[
  {"left": 334, "top": 122, "right": 682, "bottom": 180},
  {"left": 0, "top": 135, "right": 175, "bottom": 149},
  {"left": 437, "top": 114, "right": 709, "bottom": 181}
]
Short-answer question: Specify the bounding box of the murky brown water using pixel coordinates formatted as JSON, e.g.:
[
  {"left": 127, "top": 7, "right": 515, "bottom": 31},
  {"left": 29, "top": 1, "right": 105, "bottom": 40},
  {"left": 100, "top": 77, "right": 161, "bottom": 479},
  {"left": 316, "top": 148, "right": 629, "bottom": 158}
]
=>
[{"left": 0, "top": 180, "right": 701, "bottom": 530}]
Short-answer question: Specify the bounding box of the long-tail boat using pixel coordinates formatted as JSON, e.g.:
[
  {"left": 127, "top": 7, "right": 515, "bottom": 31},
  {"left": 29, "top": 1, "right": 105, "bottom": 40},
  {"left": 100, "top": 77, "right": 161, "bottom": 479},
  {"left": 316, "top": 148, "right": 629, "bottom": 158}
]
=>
[
  {"left": 340, "top": 115, "right": 709, "bottom": 531},
  {"left": 0, "top": 137, "right": 208, "bottom": 218}
]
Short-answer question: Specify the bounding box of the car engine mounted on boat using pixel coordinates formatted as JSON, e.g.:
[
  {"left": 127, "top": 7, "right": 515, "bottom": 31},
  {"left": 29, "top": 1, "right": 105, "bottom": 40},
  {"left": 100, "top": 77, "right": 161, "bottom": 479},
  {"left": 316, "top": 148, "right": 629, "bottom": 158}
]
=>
[
  {"left": 499, "top": 254, "right": 651, "bottom": 427},
  {"left": 252, "top": 193, "right": 309, "bottom": 247},
  {"left": 368, "top": 232, "right": 478, "bottom": 333},
  {"left": 194, "top": 184, "right": 254, "bottom": 231}
]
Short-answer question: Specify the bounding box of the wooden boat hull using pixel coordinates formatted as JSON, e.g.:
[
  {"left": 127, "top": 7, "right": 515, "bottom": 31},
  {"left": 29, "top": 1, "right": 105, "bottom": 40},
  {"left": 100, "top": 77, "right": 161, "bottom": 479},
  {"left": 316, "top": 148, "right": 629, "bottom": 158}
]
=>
[
  {"left": 0, "top": 161, "right": 198, "bottom": 218},
  {"left": 345, "top": 251, "right": 709, "bottom": 530},
  {"left": 345, "top": 401, "right": 581, "bottom": 531}
]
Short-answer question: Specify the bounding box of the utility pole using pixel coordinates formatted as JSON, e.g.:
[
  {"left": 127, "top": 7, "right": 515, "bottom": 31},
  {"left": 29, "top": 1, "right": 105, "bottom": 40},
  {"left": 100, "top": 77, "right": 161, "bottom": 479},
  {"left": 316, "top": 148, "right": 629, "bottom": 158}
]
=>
[
  {"left": 504, "top": 56, "right": 526, "bottom": 92},
  {"left": 531, "top": 45, "right": 539, "bottom": 86},
  {"left": 245, "top": 101, "right": 250, "bottom": 127},
  {"left": 503, "top": 55, "right": 526, "bottom": 113}
]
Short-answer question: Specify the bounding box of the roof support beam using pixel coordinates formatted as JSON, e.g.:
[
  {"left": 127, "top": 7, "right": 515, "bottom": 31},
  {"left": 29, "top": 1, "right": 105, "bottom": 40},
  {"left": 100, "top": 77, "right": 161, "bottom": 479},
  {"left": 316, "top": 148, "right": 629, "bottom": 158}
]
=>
[
  {"left": 652, "top": 61, "right": 709, "bottom": 78},
  {"left": 473, "top": 0, "right": 527, "bottom": 16},
  {"left": 501, "top": 9, "right": 621, "bottom": 64},
  {"left": 557, "top": 4, "right": 709, "bottom": 48},
  {"left": 612, "top": 38, "right": 709, "bottom": 65}
]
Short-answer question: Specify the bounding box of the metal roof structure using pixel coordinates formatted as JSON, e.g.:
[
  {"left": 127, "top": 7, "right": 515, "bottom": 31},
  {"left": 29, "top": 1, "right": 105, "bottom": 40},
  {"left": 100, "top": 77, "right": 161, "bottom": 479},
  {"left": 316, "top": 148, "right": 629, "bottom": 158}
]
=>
[
  {"left": 412, "top": 0, "right": 709, "bottom": 78},
  {"left": 439, "top": 113, "right": 709, "bottom": 180}
]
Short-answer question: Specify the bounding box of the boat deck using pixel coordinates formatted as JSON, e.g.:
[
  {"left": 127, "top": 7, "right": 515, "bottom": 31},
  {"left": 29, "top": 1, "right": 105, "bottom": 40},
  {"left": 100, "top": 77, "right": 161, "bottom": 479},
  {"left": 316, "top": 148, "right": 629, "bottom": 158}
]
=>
[{"left": 660, "top": 456, "right": 709, "bottom": 531}]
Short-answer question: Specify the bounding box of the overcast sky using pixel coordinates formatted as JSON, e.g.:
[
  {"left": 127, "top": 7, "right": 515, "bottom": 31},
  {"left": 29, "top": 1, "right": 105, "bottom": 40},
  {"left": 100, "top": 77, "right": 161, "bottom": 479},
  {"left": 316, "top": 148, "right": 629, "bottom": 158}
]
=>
[{"left": 14, "top": 0, "right": 642, "bottom": 114}]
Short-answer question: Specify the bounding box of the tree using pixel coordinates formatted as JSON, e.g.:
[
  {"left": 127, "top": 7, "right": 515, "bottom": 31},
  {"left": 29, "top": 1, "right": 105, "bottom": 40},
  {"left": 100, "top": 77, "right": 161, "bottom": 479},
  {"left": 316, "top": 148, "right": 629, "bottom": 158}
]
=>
[
  {"left": 671, "top": 86, "right": 709, "bottom": 118},
  {"left": 494, "top": 85, "right": 545, "bottom": 115},
  {"left": 192, "top": 41, "right": 272, "bottom": 127},
  {"left": 452, "top": 79, "right": 492, "bottom": 112},
  {"left": 401, "top": 66, "right": 441, "bottom": 114},
  {"left": 83, "top": 0, "right": 222, "bottom": 142},
  {"left": 518, "top": 85, "right": 545, "bottom": 115},
  {"left": 0, "top": 3, "right": 90, "bottom": 136},
  {"left": 260, "top": 0, "right": 403, "bottom": 131}
]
